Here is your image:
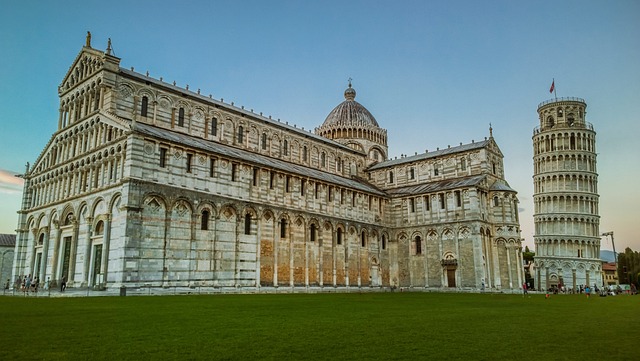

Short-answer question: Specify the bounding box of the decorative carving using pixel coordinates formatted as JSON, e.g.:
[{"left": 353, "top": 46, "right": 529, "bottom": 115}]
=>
[
  {"left": 174, "top": 150, "right": 182, "bottom": 159},
  {"left": 159, "top": 98, "right": 170, "bottom": 109},
  {"left": 194, "top": 109, "right": 204, "bottom": 120},
  {"left": 117, "top": 84, "right": 132, "bottom": 99},
  {"left": 143, "top": 143, "right": 155, "bottom": 155},
  {"left": 198, "top": 156, "right": 206, "bottom": 165}
]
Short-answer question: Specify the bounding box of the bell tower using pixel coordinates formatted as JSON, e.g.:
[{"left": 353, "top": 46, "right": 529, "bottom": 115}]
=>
[{"left": 532, "top": 97, "right": 601, "bottom": 291}]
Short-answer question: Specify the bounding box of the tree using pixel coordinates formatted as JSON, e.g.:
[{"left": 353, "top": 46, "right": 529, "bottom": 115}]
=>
[{"left": 617, "top": 247, "right": 640, "bottom": 286}]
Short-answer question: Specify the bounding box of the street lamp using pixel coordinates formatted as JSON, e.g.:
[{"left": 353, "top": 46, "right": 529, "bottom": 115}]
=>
[{"left": 601, "top": 231, "right": 617, "bottom": 285}]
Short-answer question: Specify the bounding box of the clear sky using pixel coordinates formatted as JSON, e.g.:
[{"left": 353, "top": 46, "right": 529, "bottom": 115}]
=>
[{"left": 0, "top": 0, "right": 638, "bottom": 252}]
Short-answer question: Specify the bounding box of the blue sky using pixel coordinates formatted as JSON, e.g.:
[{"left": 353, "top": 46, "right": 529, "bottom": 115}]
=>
[{"left": 0, "top": 0, "right": 638, "bottom": 251}]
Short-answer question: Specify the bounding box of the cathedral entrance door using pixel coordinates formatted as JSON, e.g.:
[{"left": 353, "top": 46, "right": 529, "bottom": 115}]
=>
[
  {"left": 447, "top": 269, "right": 456, "bottom": 287},
  {"left": 61, "top": 237, "right": 72, "bottom": 281},
  {"left": 92, "top": 245, "right": 102, "bottom": 286}
]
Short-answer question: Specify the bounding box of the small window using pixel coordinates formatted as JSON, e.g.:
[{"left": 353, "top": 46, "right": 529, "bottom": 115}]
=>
[
  {"left": 245, "top": 213, "right": 251, "bottom": 235},
  {"left": 303, "top": 146, "right": 308, "bottom": 162},
  {"left": 231, "top": 163, "right": 237, "bottom": 181},
  {"left": 178, "top": 107, "right": 185, "bottom": 127},
  {"left": 315, "top": 183, "right": 319, "bottom": 199},
  {"left": 381, "top": 235, "right": 386, "bottom": 250},
  {"left": 337, "top": 228, "right": 342, "bottom": 245},
  {"left": 455, "top": 191, "right": 461, "bottom": 207},
  {"left": 439, "top": 194, "right": 445, "bottom": 209},
  {"left": 270, "top": 172, "right": 275, "bottom": 189},
  {"left": 283, "top": 140, "right": 288, "bottom": 156},
  {"left": 186, "top": 153, "right": 192, "bottom": 173},
  {"left": 340, "top": 189, "right": 345, "bottom": 204},
  {"left": 492, "top": 162, "right": 496, "bottom": 175},
  {"left": 261, "top": 133, "right": 267, "bottom": 150},
  {"left": 211, "top": 117, "right": 218, "bottom": 136},
  {"left": 434, "top": 167, "right": 439, "bottom": 176},
  {"left": 300, "top": 179, "right": 305, "bottom": 195},
  {"left": 493, "top": 197, "right": 499, "bottom": 207},
  {"left": 285, "top": 175, "right": 290, "bottom": 192},
  {"left": 424, "top": 196, "right": 430, "bottom": 211},
  {"left": 141, "top": 96, "right": 148, "bottom": 117},
  {"left": 389, "top": 171, "right": 394, "bottom": 183},
  {"left": 321, "top": 152, "right": 326, "bottom": 167},
  {"left": 253, "top": 168, "right": 259, "bottom": 186},
  {"left": 337, "top": 157, "right": 342, "bottom": 172},
  {"left": 460, "top": 158, "right": 466, "bottom": 171},
  {"left": 310, "top": 224, "right": 316, "bottom": 243},
  {"left": 361, "top": 231, "right": 366, "bottom": 247},
  {"left": 209, "top": 158, "right": 215, "bottom": 177},
  {"left": 280, "top": 219, "right": 287, "bottom": 238},
  {"left": 237, "top": 126, "right": 244, "bottom": 144},
  {"left": 415, "top": 236, "right": 422, "bottom": 255},
  {"left": 410, "top": 198, "right": 415, "bottom": 213},
  {"left": 201, "top": 210, "right": 210, "bottom": 230},
  {"left": 352, "top": 192, "right": 356, "bottom": 207},
  {"left": 328, "top": 187, "right": 333, "bottom": 202},
  {"left": 410, "top": 167, "right": 415, "bottom": 180},
  {"left": 160, "top": 148, "right": 167, "bottom": 168}
]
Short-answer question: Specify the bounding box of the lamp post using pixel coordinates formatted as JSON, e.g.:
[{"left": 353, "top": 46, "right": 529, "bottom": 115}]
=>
[{"left": 601, "top": 231, "right": 617, "bottom": 285}]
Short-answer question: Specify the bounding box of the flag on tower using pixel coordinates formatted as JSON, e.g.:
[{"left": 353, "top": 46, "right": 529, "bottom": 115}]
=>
[{"left": 549, "top": 80, "right": 555, "bottom": 94}]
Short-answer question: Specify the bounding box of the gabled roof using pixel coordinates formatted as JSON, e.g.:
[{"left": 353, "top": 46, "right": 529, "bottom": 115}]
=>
[
  {"left": 490, "top": 179, "right": 517, "bottom": 193},
  {"left": 368, "top": 139, "right": 493, "bottom": 171},
  {"left": 0, "top": 234, "right": 16, "bottom": 247},
  {"left": 133, "top": 122, "right": 386, "bottom": 197},
  {"left": 385, "top": 175, "right": 486, "bottom": 196}
]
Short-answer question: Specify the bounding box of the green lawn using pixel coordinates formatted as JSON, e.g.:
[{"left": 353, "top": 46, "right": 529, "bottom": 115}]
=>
[{"left": 0, "top": 292, "right": 637, "bottom": 360}]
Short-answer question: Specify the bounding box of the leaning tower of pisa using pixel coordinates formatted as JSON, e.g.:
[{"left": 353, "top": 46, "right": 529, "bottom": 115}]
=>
[{"left": 532, "top": 97, "right": 601, "bottom": 291}]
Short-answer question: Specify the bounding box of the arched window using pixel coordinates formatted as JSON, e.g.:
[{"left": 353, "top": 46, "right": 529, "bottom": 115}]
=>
[
  {"left": 310, "top": 224, "right": 316, "bottom": 243},
  {"left": 283, "top": 140, "right": 288, "bottom": 156},
  {"left": 321, "top": 152, "right": 326, "bottom": 167},
  {"left": 38, "top": 233, "right": 45, "bottom": 246},
  {"left": 337, "top": 228, "right": 342, "bottom": 245},
  {"left": 244, "top": 213, "right": 251, "bottom": 235},
  {"left": 178, "top": 107, "right": 185, "bottom": 127},
  {"left": 201, "top": 210, "right": 210, "bottom": 230},
  {"left": 280, "top": 219, "right": 287, "bottom": 238},
  {"left": 460, "top": 158, "right": 466, "bottom": 171},
  {"left": 389, "top": 171, "right": 394, "bottom": 183},
  {"left": 409, "top": 167, "right": 415, "bottom": 180},
  {"left": 361, "top": 231, "right": 366, "bottom": 247},
  {"left": 95, "top": 220, "right": 104, "bottom": 235},
  {"left": 141, "top": 96, "right": 148, "bottom": 117},
  {"left": 261, "top": 133, "right": 267, "bottom": 150},
  {"left": 493, "top": 197, "right": 499, "bottom": 207},
  {"left": 303, "top": 146, "right": 308, "bottom": 162},
  {"left": 211, "top": 117, "right": 218, "bottom": 136},
  {"left": 415, "top": 236, "right": 422, "bottom": 255},
  {"left": 381, "top": 235, "right": 386, "bottom": 250},
  {"left": 237, "top": 126, "right": 244, "bottom": 144}
]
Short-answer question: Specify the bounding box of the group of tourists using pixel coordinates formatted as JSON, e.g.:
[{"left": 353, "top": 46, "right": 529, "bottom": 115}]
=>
[{"left": 15, "top": 274, "right": 40, "bottom": 295}]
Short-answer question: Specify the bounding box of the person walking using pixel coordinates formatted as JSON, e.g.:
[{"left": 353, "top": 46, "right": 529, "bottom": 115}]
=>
[{"left": 60, "top": 276, "right": 67, "bottom": 292}]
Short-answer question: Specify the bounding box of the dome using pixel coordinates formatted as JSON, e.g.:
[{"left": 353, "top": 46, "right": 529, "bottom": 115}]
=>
[{"left": 321, "top": 83, "right": 379, "bottom": 128}]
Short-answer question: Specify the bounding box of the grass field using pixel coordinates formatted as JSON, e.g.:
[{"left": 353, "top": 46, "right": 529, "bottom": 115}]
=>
[{"left": 0, "top": 292, "right": 637, "bottom": 360}]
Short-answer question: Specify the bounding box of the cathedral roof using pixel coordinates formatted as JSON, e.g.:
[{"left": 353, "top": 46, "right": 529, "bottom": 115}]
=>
[
  {"left": 0, "top": 234, "right": 16, "bottom": 247},
  {"left": 133, "top": 122, "right": 386, "bottom": 197},
  {"left": 368, "top": 140, "right": 491, "bottom": 171},
  {"left": 385, "top": 175, "right": 486, "bottom": 196},
  {"left": 321, "top": 83, "right": 379, "bottom": 128},
  {"left": 489, "top": 179, "right": 517, "bottom": 192}
]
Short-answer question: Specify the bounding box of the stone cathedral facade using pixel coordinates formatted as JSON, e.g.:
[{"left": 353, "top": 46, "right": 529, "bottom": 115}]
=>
[{"left": 13, "top": 37, "right": 524, "bottom": 292}]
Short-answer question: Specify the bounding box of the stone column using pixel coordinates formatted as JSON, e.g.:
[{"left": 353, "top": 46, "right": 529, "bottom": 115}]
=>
[
  {"left": 68, "top": 219, "right": 80, "bottom": 285},
  {"left": 83, "top": 218, "right": 93, "bottom": 286},
  {"left": 506, "top": 245, "right": 513, "bottom": 289},
  {"left": 100, "top": 214, "right": 112, "bottom": 286}
]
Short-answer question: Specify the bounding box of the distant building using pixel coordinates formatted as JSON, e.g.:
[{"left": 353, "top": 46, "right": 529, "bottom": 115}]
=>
[
  {"left": 602, "top": 262, "right": 618, "bottom": 286},
  {"left": 0, "top": 234, "right": 16, "bottom": 288},
  {"left": 532, "top": 98, "right": 602, "bottom": 290},
  {"left": 12, "top": 34, "right": 524, "bottom": 291}
]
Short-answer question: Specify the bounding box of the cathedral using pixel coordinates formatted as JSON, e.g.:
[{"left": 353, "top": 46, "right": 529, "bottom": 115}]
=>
[{"left": 12, "top": 35, "right": 524, "bottom": 292}]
